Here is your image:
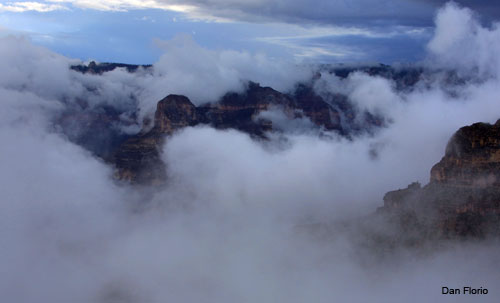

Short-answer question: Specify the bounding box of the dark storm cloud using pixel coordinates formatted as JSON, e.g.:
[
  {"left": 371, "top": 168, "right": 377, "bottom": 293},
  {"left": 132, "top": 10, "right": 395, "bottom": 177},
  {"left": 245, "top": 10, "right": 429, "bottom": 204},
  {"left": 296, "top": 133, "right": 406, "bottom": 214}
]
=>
[
  {"left": 153, "top": 0, "right": 500, "bottom": 26},
  {"left": 26, "top": 1, "right": 500, "bottom": 26},
  {"left": 166, "top": 0, "right": 436, "bottom": 26}
]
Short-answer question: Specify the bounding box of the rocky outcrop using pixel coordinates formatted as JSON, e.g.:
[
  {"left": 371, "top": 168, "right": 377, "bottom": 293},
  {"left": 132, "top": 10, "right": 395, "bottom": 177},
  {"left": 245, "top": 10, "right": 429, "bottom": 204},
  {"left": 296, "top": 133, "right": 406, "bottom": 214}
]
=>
[
  {"left": 70, "top": 61, "right": 152, "bottom": 74},
  {"left": 382, "top": 182, "right": 421, "bottom": 209},
  {"left": 112, "top": 95, "right": 200, "bottom": 183},
  {"left": 430, "top": 120, "right": 500, "bottom": 186},
  {"left": 112, "top": 132, "right": 165, "bottom": 184},
  {"left": 154, "top": 95, "right": 199, "bottom": 134},
  {"left": 112, "top": 82, "right": 381, "bottom": 184},
  {"left": 377, "top": 120, "right": 500, "bottom": 241}
]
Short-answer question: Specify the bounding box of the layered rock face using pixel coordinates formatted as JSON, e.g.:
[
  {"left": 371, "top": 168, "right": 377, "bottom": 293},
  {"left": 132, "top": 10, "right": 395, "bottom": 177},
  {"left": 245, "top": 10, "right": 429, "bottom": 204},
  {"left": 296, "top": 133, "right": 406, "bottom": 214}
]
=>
[
  {"left": 377, "top": 120, "right": 500, "bottom": 241},
  {"left": 154, "top": 95, "right": 199, "bottom": 134},
  {"left": 111, "top": 95, "right": 199, "bottom": 184},
  {"left": 431, "top": 120, "right": 500, "bottom": 186},
  {"left": 113, "top": 82, "right": 380, "bottom": 184}
]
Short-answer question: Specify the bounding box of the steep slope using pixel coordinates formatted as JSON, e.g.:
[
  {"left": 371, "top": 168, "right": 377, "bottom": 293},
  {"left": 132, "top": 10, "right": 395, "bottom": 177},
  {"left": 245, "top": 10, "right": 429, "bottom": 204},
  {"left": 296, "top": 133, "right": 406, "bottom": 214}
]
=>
[{"left": 430, "top": 120, "right": 500, "bottom": 186}]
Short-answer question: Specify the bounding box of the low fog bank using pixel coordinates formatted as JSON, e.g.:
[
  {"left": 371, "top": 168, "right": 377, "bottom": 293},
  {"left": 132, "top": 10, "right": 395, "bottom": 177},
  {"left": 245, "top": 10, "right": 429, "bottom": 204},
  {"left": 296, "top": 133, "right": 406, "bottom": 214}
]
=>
[{"left": 1, "top": 1, "right": 500, "bottom": 302}]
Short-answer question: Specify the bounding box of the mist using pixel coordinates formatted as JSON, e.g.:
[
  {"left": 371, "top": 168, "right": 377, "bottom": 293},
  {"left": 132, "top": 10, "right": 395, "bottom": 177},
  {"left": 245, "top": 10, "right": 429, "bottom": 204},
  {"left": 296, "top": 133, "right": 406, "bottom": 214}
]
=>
[{"left": 1, "top": 2, "right": 500, "bottom": 303}]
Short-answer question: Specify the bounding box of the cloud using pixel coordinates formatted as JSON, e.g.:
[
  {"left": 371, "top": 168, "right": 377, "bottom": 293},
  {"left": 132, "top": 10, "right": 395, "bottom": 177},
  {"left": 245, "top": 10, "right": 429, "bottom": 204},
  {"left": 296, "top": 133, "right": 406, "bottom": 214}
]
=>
[
  {"left": 0, "top": 34, "right": 314, "bottom": 129},
  {"left": 0, "top": 1, "right": 434, "bottom": 63},
  {"left": 0, "top": 1, "right": 67, "bottom": 12},
  {"left": 423, "top": 0, "right": 500, "bottom": 19},
  {"left": 134, "top": 34, "right": 313, "bottom": 123},
  {"left": 24, "top": 1, "right": 497, "bottom": 26},
  {"left": 47, "top": 0, "right": 196, "bottom": 14},
  {"left": 1, "top": 2, "right": 500, "bottom": 302},
  {"left": 255, "top": 23, "right": 432, "bottom": 62},
  {"left": 4, "top": 1, "right": 500, "bottom": 32},
  {"left": 39, "top": 0, "right": 432, "bottom": 25},
  {"left": 254, "top": 25, "right": 379, "bottom": 60},
  {"left": 427, "top": 1, "right": 500, "bottom": 78}
]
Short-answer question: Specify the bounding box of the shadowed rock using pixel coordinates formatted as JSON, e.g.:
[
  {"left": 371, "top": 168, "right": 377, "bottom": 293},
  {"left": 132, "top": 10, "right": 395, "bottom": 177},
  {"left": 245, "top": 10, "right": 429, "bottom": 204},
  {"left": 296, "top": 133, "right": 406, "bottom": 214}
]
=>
[
  {"left": 113, "top": 82, "right": 381, "bottom": 184},
  {"left": 375, "top": 120, "right": 500, "bottom": 243},
  {"left": 431, "top": 120, "right": 500, "bottom": 186}
]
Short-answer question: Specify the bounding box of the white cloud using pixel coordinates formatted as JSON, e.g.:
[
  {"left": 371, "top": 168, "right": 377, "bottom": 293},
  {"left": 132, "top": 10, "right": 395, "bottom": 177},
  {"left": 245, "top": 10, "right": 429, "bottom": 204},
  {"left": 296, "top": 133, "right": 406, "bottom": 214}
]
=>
[
  {"left": 1, "top": 3, "right": 500, "bottom": 302},
  {"left": 48, "top": 0, "right": 195, "bottom": 13},
  {"left": 0, "top": 1, "right": 67, "bottom": 12},
  {"left": 427, "top": 1, "right": 500, "bottom": 78},
  {"left": 134, "top": 34, "right": 313, "bottom": 122}
]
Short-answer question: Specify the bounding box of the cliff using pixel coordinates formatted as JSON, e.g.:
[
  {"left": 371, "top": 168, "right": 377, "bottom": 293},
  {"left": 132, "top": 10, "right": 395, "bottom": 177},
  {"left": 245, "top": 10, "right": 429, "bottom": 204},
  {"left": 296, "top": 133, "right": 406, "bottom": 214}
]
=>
[
  {"left": 430, "top": 120, "right": 500, "bottom": 186},
  {"left": 376, "top": 120, "right": 500, "bottom": 242},
  {"left": 112, "top": 82, "right": 382, "bottom": 184}
]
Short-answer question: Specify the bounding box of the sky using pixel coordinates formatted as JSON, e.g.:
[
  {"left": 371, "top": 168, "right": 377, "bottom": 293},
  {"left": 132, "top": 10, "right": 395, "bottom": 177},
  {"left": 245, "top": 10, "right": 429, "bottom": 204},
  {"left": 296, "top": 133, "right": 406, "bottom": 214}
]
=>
[{"left": 1, "top": 0, "right": 499, "bottom": 64}]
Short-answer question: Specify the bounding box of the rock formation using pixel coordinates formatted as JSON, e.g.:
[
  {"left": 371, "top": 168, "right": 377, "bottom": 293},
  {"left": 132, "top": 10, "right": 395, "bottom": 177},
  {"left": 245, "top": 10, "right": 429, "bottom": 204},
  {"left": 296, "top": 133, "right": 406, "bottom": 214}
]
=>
[
  {"left": 112, "top": 82, "right": 382, "bottom": 184},
  {"left": 70, "top": 61, "right": 152, "bottom": 74},
  {"left": 62, "top": 61, "right": 500, "bottom": 246},
  {"left": 431, "top": 120, "right": 500, "bottom": 186},
  {"left": 376, "top": 120, "right": 500, "bottom": 241}
]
